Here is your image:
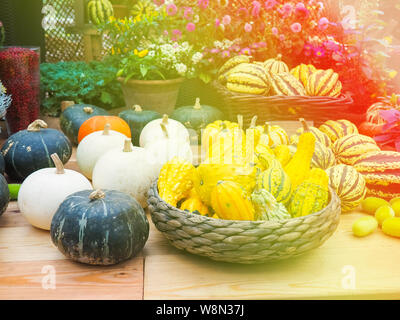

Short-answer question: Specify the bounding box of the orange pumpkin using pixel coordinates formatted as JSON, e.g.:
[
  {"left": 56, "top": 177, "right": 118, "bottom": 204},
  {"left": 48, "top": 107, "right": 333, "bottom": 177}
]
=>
[{"left": 78, "top": 116, "right": 131, "bottom": 143}]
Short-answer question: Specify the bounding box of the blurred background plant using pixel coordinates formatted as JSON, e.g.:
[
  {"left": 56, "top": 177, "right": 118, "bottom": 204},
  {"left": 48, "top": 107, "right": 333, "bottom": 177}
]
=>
[
  {"left": 0, "top": 21, "right": 5, "bottom": 47},
  {"left": 0, "top": 80, "right": 12, "bottom": 118}
]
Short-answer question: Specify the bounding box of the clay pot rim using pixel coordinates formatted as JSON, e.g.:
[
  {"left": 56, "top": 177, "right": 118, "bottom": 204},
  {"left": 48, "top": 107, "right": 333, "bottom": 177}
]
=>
[{"left": 117, "top": 77, "right": 185, "bottom": 86}]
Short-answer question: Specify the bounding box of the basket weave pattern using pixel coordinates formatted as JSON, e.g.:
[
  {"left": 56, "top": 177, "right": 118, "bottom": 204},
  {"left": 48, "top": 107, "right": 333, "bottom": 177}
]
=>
[
  {"left": 213, "top": 81, "right": 354, "bottom": 127},
  {"left": 147, "top": 182, "right": 342, "bottom": 264}
]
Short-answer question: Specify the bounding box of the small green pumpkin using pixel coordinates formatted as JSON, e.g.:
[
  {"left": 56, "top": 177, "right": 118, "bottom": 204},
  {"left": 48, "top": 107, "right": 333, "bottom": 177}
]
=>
[
  {"left": 119, "top": 105, "right": 162, "bottom": 146},
  {"left": 171, "top": 98, "right": 224, "bottom": 144},
  {"left": 60, "top": 104, "right": 109, "bottom": 145},
  {"left": 251, "top": 189, "right": 291, "bottom": 221}
]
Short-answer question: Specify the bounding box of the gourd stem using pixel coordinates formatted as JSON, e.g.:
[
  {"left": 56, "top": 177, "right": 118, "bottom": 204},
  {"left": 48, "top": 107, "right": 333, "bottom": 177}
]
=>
[
  {"left": 27, "top": 119, "right": 48, "bottom": 132},
  {"left": 264, "top": 122, "right": 270, "bottom": 135},
  {"left": 237, "top": 115, "right": 243, "bottom": 130},
  {"left": 134, "top": 105, "right": 142, "bottom": 112},
  {"left": 61, "top": 101, "right": 75, "bottom": 112},
  {"left": 299, "top": 118, "right": 310, "bottom": 132},
  {"left": 102, "top": 123, "right": 111, "bottom": 135},
  {"left": 162, "top": 114, "right": 169, "bottom": 125},
  {"left": 160, "top": 123, "right": 169, "bottom": 138},
  {"left": 250, "top": 115, "right": 258, "bottom": 129},
  {"left": 89, "top": 189, "right": 105, "bottom": 201},
  {"left": 276, "top": 54, "right": 282, "bottom": 60},
  {"left": 50, "top": 153, "right": 65, "bottom": 174},
  {"left": 123, "top": 139, "right": 132, "bottom": 152},
  {"left": 83, "top": 107, "right": 94, "bottom": 114},
  {"left": 193, "top": 98, "right": 201, "bottom": 110}
]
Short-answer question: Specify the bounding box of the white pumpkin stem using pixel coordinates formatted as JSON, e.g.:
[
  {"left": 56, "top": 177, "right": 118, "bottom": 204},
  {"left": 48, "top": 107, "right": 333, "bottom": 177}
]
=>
[
  {"left": 250, "top": 115, "right": 258, "bottom": 129},
  {"left": 160, "top": 123, "right": 169, "bottom": 138},
  {"left": 83, "top": 107, "right": 94, "bottom": 114},
  {"left": 123, "top": 139, "right": 132, "bottom": 152},
  {"left": 299, "top": 118, "right": 310, "bottom": 132},
  {"left": 27, "top": 119, "right": 48, "bottom": 132},
  {"left": 134, "top": 105, "right": 143, "bottom": 112},
  {"left": 50, "top": 153, "right": 65, "bottom": 174},
  {"left": 237, "top": 115, "right": 243, "bottom": 130},
  {"left": 102, "top": 123, "right": 111, "bottom": 135},
  {"left": 89, "top": 189, "right": 105, "bottom": 201},
  {"left": 162, "top": 114, "right": 169, "bottom": 125},
  {"left": 61, "top": 101, "right": 75, "bottom": 112},
  {"left": 193, "top": 98, "right": 201, "bottom": 110},
  {"left": 276, "top": 54, "right": 282, "bottom": 61}
]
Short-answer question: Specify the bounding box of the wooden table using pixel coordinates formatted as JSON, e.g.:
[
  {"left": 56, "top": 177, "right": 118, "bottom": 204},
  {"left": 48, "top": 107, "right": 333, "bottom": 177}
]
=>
[{"left": 1, "top": 122, "right": 400, "bottom": 300}]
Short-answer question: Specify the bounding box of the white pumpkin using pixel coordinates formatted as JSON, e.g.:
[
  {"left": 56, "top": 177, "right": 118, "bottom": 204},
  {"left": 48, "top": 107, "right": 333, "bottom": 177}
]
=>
[
  {"left": 18, "top": 154, "right": 93, "bottom": 230},
  {"left": 139, "top": 114, "right": 190, "bottom": 147},
  {"left": 92, "top": 140, "right": 159, "bottom": 207},
  {"left": 77, "top": 124, "right": 129, "bottom": 180},
  {"left": 145, "top": 124, "right": 193, "bottom": 171}
]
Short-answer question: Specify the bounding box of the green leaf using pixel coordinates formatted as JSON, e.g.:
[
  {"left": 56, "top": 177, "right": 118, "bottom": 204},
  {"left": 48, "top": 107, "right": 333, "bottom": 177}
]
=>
[
  {"left": 100, "top": 91, "right": 113, "bottom": 105},
  {"left": 140, "top": 65, "right": 149, "bottom": 78}
]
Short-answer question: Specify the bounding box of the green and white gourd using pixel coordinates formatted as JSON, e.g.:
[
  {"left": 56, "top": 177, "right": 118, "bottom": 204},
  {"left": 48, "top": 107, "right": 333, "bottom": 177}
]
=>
[
  {"left": 251, "top": 189, "right": 291, "bottom": 221},
  {"left": 50, "top": 189, "right": 149, "bottom": 265},
  {"left": 18, "top": 154, "right": 92, "bottom": 230}
]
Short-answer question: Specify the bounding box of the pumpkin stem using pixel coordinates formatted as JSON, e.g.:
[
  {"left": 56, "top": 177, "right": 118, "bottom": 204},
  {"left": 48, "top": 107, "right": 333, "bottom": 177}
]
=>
[
  {"left": 276, "top": 54, "right": 282, "bottom": 61},
  {"left": 50, "top": 153, "right": 65, "bottom": 174},
  {"left": 27, "top": 119, "right": 48, "bottom": 132},
  {"left": 250, "top": 116, "right": 258, "bottom": 129},
  {"left": 123, "top": 139, "right": 132, "bottom": 152},
  {"left": 160, "top": 123, "right": 169, "bottom": 138},
  {"left": 162, "top": 114, "right": 169, "bottom": 125},
  {"left": 237, "top": 114, "right": 243, "bottom": 130},
  {"left": 83, "top": 106, "right": 94, "bottom": 114},
  {"left": 193, "top": 98, "right": 201, "bottom": 110},
  {"left": 134, "top": 105, "right": 142, "bottom": 112},
  {"left": 61, "top": 101, "right": 75, "bottom": 112},
  {"left": 264, "top": 122, "right": 270, "bottom": 134},
  {"left": 102, "top": 123, "right": 111, "bottom": 135},
  {"left": 299, "top": 118, "right": 310, "bottom": 132},
  {"left": 89, "top": 189, "right": 106, "bottom": 201}
]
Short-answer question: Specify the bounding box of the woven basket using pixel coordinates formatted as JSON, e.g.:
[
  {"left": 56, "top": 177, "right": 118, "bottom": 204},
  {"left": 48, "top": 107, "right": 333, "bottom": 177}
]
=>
[
  {"left": 213, "top": 81, "right": 354, "bottom": 127},
  {"left": 147, "top": 182, "right": 341, "bottom": 264}
]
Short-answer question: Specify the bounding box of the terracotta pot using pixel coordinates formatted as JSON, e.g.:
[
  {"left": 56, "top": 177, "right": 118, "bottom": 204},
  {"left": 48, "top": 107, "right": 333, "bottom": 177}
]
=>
[{"left": 118, "top": 77, "right": 184, "bottom": 115}]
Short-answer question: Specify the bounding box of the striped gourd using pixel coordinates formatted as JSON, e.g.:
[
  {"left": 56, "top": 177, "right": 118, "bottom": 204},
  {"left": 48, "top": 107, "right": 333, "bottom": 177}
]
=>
[
  {"left": 326, "top": 164, "right": 367, "bottom": 212},
  {"left": 258, "top": 123, "right": 289, "bottom": 148},
  {"left": 226, "top": 64, "right": 270, "bottom": 95},
  {"left": 290, "top": 140, "right": 336, "bottom": 170},
  {"left": 263, "top": 54, "right": 289, "bottom": 74},
  {"left": 366, "top": 95, "right": 399, "bottom": 124},
  {"left": 293, "top": 120, "right": 331, "bottom": 148},
  {"left": 332, "top": 134, "right": 380, "bottom": 166},
  {"left": 268, "top": 72, "right": 306, "bottom": 96},
  {"left": 353, "top": 151, "right": 400, "bottom": 201},
  {"left": 290, "top": 64, "right": 317, "bottom": 87},
  {"left": 306, "top": 69, "right": 342, "bottom": 97},
  {"left": 319, "top": 119, "right": 358, "bottom": 144},
  {"left": 256, "top": 163, "right": 292, "bottom": 204},
  {"left": 251, "top": 189, "right": 291, "bottom": 221},
  {"left": 218, "top": 55, "right": 251, "bottom": 83},
  {"left": 88, "top": 0, "right": 114, "bottom": 25}
]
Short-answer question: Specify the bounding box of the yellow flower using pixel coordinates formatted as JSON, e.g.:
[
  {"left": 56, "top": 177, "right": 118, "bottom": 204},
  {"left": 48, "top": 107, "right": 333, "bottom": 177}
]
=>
[
  {"left": 389, "top": 70, "right": 398, "bottom": 79},
  {"left": 384, "top": 36, "right": 393, "bottom": 45},
  {"left": 138, "top": 49, "right": 148, "bottom": 58},
  {"left": 134, "top": 49, "right": 139, "bottom": 55},
  {"left": 111, "top": 47, "right": 115, "bottom": 55}
]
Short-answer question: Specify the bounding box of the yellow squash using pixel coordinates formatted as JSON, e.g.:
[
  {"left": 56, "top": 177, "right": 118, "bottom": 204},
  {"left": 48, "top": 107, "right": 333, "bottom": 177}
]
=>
[
  {"left": 180, "top": 191, "right": 210, "bottom": 216},
  {"left": 211, "top": 181, "right": 255, "bottom": 221},
  {"left": 158, "top": 157, "right": 195, "bottom": 207}
]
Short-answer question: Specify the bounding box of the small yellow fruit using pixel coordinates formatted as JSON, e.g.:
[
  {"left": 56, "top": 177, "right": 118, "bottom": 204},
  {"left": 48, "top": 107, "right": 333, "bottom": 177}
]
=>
[
  {"left": 361, "top": 197, "right": 390, "bottom": 215},
  {"left": 374, "top": 205, "right": 395, "bottom": 226},
  {"left": 382, "top": 217, "right": 400, "bottom": 238},
  {"left": 391, "top": 201, "right": 400, "bottom": 217},
  {"left": 352, "top": 216, "right": 378, "bottom": 237},
  {"left": 389, "top": 197, "right": 400, "bottom": 206}
]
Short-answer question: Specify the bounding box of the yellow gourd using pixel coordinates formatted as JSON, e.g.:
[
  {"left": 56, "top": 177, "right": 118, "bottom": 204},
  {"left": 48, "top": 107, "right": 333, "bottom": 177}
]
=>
[
  {"left": 284, "top": 118, "right": 316, "bottom": 189},
  {"left": 180, "top": 192, "right": 210, "bottom": 216},
  {"left": 158, "top": 157, "right": 195, "bottom": 207},
  {"left": 211, "top": 181, "right": 255, "bottom": 221},
  {"left": 193, "top": 162, "right": 256, "bottom": 206},
  {"left": 273, "top": 145, "right": 292, "bottom": 167},
  {"left": 201, "top": 119, "right": 238, "bottom": 151}
]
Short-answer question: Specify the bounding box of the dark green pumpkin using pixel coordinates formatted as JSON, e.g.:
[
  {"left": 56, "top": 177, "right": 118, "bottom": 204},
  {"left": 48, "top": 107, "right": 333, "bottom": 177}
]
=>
[
  {"left": 171, "top": 98, "right": 224, "bottom": 144},
  {"left": 1, "top": 120, "right": 72, "bottom": 181},
  {"left": 50, "top": 189, "right": 149, "bottom": 265},
  {"left": 60, "top": 104, "right": 109, "bottom": 145},
  {"left": 119, "top": 105, "right": 161, "bottom": 146},
  {"left": 0, "top": 174, "right": 10, "bottom": 216}
]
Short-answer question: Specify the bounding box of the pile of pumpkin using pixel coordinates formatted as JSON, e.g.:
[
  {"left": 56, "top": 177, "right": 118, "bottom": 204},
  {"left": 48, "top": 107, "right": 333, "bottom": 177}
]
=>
[
  {"left": 218, "top": 54, "right": 342, "bottom": 98},
  {"left": 157, "top": 116, "right": 400, "bottom": 232}
]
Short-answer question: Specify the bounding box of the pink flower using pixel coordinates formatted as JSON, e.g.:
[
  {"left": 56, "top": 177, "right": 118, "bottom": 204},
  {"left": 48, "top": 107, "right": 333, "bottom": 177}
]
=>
[
  {"left": 172, "top": 29, "right": 182, "bottom": 40},
  {"left": 215, "top": 18, "right": 221, "bottom": 27},
  {"left": 314, "top": 46, "right": 325, "bottom": 57},
  {"left": 318, "top": 17, "right": 329, "bottom": 30},
  {"left": 279, "top": 34, "right": 285, "bottom": 41},
  {"left": 264, "top": 0, "right": 277, "bottom": 10},
  {"left": 295, "top": 2, "right": 310, "bottom": 18},
  {"left": 324, "top": 40, "right": 339, "bottom": 51},
  {"left": 271, "top": 27, "right": 278, "bottom": 35},
  {"left": 198, "top": 0, "right": 209, "bottom": 9},
  {"left": 244, "top": 23, "right": 252, "bottom": 33},
  {"left": 231, "top": 44, "right": 241, "bottom": 52},
  {"left": 290, "top": 22, "right": 302, "bottom": 33},
  {"left": 221, "top": 50, "right": 231, "bottom": 58},
  {"left": 304, "top": 43, "right": 313, "bottom": 51},
  {"left": 183, "top": 7, "right": 193, "bottom": 20},
  {"left": 210, "top": 48, "right": 220, "bottom": 54},
  {"left": 186, "top": 22, "right": 196, "bottom": 32},
  {"left": 166, "top": 3, "right": 178, "bottom": 16},
  {"left": 153, "top": 0, "right": 164, "bottom": 6},
  {"left": 222, "top": 15, "right": 231, "bottom": 25},
  {"left": 278, "top": 3, "right": 293, "bottom": 18},
  {"left": 240, "top": 47, "right": 252, "bottom": 55},
  {"left": 237, "top": 7, "right": 249, "bottom": 17},
  {"left": 163, "top": 30, "right": 169, "bottom": 36},
  {"left": 251, "top": 1, "right": 261, "bottom": 17},
  {"left": 258, "top": 42, "right": 267, "bottom": 48}
]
